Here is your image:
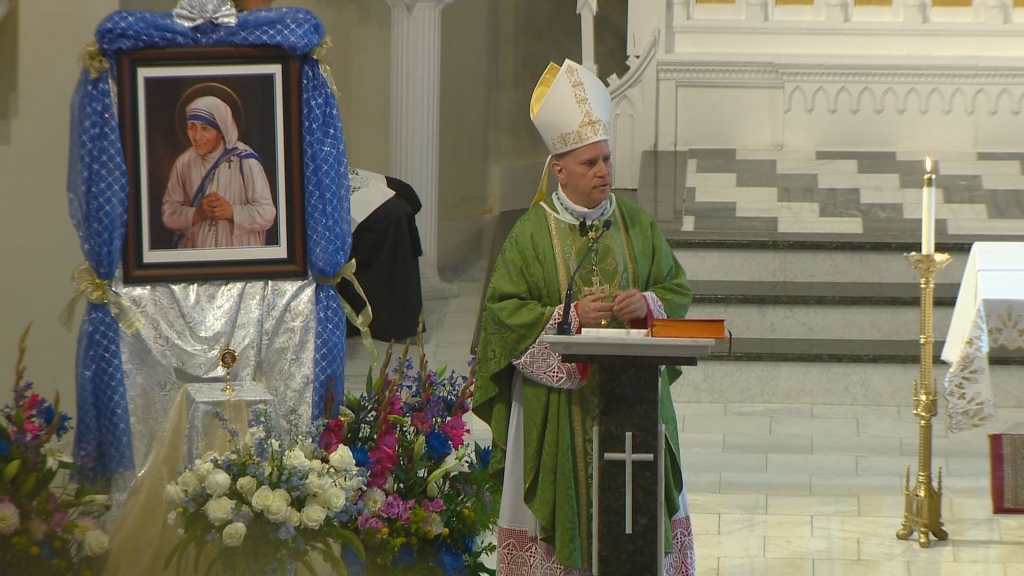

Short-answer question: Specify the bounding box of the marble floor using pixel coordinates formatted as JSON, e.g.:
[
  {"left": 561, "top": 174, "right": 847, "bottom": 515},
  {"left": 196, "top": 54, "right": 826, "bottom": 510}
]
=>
[{"left": 342, "top": 269, "right": 1024, "bottom": 576}]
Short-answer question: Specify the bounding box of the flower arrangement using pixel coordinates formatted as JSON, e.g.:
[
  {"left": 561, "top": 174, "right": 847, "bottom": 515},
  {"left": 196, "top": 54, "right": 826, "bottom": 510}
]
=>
[
  {"left": 0, "top": 325, "right": 110, "bottom": 575},
  {"left": 164, "top": 406, "right": 367, "bottom": 575},
  {"left": 327, "top": 342, "right": 499, "bottom": 576}
]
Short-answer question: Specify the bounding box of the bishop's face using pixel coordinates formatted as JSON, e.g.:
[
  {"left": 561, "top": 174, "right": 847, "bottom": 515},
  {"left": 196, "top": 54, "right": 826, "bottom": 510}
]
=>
[
  {"left": 552, "top": 140, "right": 612, "bottom": 209},
  {"left": 187, "top": 121, "right": 224, "bottom": 158}
]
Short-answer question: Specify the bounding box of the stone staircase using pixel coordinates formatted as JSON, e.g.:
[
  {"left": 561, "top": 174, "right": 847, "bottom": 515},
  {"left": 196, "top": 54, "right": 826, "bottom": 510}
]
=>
[{"left": 639, "top": 148, "right": 1024, "bottom": 412}]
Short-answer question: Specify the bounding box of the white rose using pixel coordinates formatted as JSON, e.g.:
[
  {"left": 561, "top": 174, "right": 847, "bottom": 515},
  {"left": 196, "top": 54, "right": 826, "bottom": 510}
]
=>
[
  {"left": 309, "top": 459, "right": 325, "bottom": 473},
  {"left": 287, "top": 507, "right": 301, "bottom": 527},
  {"left": 306, "top": 473, "right": 329, "bottom": 496},
  {"left": 298, "top": 441, "right": 316, "bottom": 459},
  {"left": 83, "top": 529, "right": 110, "bottom": 556},
  {"left": 339, "top": 474, "right": 364, "bottom": 493},
  {"left": 0, "top": 502, "right": 20, "bottom": 536},
  {"left": 166, "top": 510, "right": 180, "bottom": 525},
  {"left": 300, "top": 504, "right": 327, "bottom": 530},
  {"left": 383, "top": 475, "right": 395, "bottom": 494},
  {"left": 195, "top": 461, "right": 215, "bottom": 481},
  {"left": 284, "top": 448, "right": 310, "bottom": 471},
  {"left": 426, "top": 513, "right": 444, "bottom": 536},
  {"left": 222, "top": 522, "right": 247, "bottom": 547},
  {"left": 271, "top": 489, "right": 292, "bottom": 507},
  {"left": 72, "top": 517, "right": 98, "bottom": 541},
  {"left": 164, "top": 483, "right": 185, "bottom": 506},
  {"left": 177, "top": 471, "right": 199, "bottom": 493},
  {"left": 328, "top": 446, "right": 355, "bottom": 471},
  {"left": 205, "top": 469, "right": 232, "bottom": 497},
  {"left": 251, "top": 486, "right": 274, "bottom": 513},
  {"left": 236, "top": 476, "right": 258, "bottom": 501},
  {"left": 361, "top": 488, "right": 386, "bottom": 514},
  {"left": 265, "top": 498, "right": 290, "bottom": 523},
  {"left": 323, "top": 486, "right": 347, "bottom": 512},
  {"left": 204, "top": 496, "right": 235, "bottom": 525}
]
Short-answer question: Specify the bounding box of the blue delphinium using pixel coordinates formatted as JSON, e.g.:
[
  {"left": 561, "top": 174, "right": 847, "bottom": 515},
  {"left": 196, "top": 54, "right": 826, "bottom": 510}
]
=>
[
  {"left": 433, "top": 542, "right": 466, "bottom": 576},
  {"left": 396, "top": 543, "right": 417, "bottom": 567},
  {"left": 425, "top": 430, "right": 452, "bottom": 462},
  {"left": 351, "top": 444, "right": 370, "bottom": 467},
  {"left": 474, "top": 445, "right": 491, "bottom": 470}
]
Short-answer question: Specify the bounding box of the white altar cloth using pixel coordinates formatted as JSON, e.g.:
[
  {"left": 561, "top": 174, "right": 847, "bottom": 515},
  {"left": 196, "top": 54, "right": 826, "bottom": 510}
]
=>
[{"left": 941, "top": 242, "right": 1024, "bottom": 433}]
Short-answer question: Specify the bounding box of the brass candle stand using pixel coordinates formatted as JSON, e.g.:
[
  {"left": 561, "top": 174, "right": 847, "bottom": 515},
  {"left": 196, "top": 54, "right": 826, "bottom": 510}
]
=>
[{"left": 896, "top": 252, "right": 951, "bottom": 548}]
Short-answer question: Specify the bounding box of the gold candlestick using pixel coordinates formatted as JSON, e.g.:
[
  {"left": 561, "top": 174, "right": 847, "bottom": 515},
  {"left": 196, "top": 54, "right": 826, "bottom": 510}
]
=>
[
  {"left": 219, "top": 345, "right": 238, "bottom": 394},
  {"left": 896, "top": 252, "right": 951, "bottom": 548}
]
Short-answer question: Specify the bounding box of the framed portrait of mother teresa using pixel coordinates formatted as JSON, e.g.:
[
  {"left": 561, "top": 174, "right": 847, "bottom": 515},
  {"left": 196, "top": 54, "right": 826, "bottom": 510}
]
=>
[{"left": 117, "top": 46, "right": 306, "bottom": 284}]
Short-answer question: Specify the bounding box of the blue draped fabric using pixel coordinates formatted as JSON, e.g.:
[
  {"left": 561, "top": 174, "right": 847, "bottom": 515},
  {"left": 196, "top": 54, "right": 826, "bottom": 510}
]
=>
[{"left": 66, "top": 8, "right": 351, "bottom": 479}]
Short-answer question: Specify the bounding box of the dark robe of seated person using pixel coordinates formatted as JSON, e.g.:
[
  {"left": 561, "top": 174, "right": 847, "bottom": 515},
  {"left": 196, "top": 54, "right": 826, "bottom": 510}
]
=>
[{"left": 337, "top": 175, "right": 424, "bottom": 342}]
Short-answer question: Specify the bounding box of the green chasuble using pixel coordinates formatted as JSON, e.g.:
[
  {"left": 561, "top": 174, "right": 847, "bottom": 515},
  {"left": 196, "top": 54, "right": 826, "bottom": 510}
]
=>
[{"left": 474, "top": 195, "right": 693, "bottom": 570}]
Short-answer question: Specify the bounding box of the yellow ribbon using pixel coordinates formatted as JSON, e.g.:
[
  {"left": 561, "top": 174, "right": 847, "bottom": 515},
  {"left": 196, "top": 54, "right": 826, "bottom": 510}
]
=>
[
  {"left": 318, "top": 259, "right": 377, "bottom": 367},
  {"left": 80, "top": 41, "right": 111, "bottom": 80},
  {"left": 311, "top": 35, "right": 340, "bottom": 98},
  {"left": 59, "top": 263, "right": 143, "bottom": 335}
]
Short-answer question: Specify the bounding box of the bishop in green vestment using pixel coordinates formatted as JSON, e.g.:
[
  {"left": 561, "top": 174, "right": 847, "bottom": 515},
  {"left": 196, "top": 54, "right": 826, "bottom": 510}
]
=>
[{"left": 473, "top": 58, "right": 697, "bottom": 576}]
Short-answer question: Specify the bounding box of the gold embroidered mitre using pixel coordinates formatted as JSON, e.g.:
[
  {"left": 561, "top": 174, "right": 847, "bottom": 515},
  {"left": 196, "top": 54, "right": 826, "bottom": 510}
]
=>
[{"left": 529, "top": 59, "right": 611, "bottom": 155}]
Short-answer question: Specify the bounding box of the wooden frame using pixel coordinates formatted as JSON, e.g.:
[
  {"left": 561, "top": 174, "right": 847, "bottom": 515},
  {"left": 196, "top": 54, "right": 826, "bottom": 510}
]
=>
[{"left": 118, "top": 46, "right": 305, "bottom": 284}]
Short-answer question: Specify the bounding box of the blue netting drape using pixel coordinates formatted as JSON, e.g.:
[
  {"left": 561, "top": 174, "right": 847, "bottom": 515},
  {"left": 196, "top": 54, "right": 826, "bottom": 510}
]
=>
[{"left": 66, "top": 8, "right": 351, "bottom": 480}]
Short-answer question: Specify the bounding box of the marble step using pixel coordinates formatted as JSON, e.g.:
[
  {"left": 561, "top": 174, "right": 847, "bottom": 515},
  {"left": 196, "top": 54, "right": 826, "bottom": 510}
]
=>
[
  {"left": 690, "top": 280, "right": 959, "bottom": 306},
  {"left": 670, "top": 360, "right": 1024, "bottom": 408},
  {"left": 688, "top": 303, "right": 953, "bottom": 341},
  {"left": 703, "top": 337, "right": 1024, "bottom": 365},
  {"left": 672, "top": 241, "right": 969, "bottom": 285}
]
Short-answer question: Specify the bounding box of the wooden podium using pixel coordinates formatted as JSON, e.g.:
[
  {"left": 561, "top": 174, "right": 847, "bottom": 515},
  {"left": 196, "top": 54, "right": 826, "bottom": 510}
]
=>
[{"left": 546, "top": 332, "right": 712, "bottom": 576}]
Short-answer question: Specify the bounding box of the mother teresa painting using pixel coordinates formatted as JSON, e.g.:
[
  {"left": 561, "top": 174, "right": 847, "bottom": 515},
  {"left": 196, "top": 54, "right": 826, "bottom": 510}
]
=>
[{"left": 161, "top": 92, "right": 277, "bottom": 250}]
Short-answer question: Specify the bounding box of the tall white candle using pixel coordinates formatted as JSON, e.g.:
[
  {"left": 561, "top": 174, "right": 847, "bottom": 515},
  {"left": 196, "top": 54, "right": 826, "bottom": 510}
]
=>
[{"left": 922, "top": 157, "right": 936, "bottom": 255}]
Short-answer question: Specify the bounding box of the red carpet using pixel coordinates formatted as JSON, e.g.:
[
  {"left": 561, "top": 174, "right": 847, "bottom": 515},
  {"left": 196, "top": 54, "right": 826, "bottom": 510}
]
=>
[{"left": 990, "top": 434, "right": 1024, "bottom": 514}]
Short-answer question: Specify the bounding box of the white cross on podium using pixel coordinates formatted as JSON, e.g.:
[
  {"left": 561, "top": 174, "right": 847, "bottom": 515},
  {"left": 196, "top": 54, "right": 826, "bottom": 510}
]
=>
[{"left": 604, "top": 431, "right": 654, "bottom": 534}]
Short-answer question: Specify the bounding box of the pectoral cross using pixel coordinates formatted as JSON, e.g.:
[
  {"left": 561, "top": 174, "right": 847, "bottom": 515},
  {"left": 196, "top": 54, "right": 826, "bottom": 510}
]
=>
[
  {"left": 581, "top": 271, "right": 611, "bottom": 297},
  {"left": 604, "top": 431, "right": 654, "bottom": 534}
]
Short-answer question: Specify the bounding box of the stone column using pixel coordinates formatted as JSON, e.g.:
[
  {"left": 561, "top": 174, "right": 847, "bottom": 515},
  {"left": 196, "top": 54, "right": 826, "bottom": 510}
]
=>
[{"left": 386, "top": 0, "right": 458, "bottom": 300}]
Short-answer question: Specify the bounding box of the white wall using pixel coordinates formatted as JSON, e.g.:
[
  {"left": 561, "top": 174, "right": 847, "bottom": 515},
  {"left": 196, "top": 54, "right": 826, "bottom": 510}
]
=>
[
  {"left": 608, "top": 1, "right": 1024, "bottom": 188},
  {"left": 0, "top": 0, "right": 122, "bottom": 428}
]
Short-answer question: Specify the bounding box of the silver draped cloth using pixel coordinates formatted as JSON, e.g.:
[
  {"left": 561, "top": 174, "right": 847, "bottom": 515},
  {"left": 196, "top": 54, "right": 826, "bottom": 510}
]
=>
[{"left": 112, "top": 278, "right": 316, "bottom": 501}]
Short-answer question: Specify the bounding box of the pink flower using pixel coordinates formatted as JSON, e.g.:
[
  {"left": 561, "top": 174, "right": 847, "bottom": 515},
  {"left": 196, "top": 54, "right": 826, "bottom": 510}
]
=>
[
  {"left": 21, "top": 420, "right": 43, "bottom": 438},
  {"left": 20, "top": 393, "right": 43, "bottom": 412},
  {"left": 421, "top": 498, "right": 446, "bottom": 512},
  {"left": 410, "top": 412, "right": 432, "bottom": 433},
  {"left": 50, "top": 511, "right": 69, "bottom": 531},
  {"left": 441, "top": 414, "right": 467, "bottom": 450},
  {"left": 379, "top": 494, "right": 408, "bottom": 519},
  {"left": 367, "top": 427, "right": 399, "bottom": 487},
  {"left": 382, "top": 395, "right": 403, "bottom": 417},
  {"left": 319, "top": 419, "right": 347, "bottom": 454},
  {"left": 357, "top": 514, "right": 384, "bottom": 531}
]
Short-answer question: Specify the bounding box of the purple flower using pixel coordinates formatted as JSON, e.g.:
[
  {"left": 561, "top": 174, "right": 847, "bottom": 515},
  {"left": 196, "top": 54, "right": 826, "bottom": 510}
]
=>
[{"left": 379, "top": 494, "right": 408, "bottom": 519}]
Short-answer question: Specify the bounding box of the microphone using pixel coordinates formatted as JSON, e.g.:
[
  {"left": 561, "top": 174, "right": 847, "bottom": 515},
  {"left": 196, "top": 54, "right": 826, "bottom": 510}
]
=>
[
  {"left": 556, "top": 218, "right": 614, "bottom": 335},
  {"left": 578, "top": 219, "right": 588, "bottom": 237}
]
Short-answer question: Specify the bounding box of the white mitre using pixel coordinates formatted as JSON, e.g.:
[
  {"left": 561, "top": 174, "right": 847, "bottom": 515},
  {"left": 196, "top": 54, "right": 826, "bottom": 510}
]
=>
[{"left": 529, "top": 59, "right": 611, "bottom": 156}]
